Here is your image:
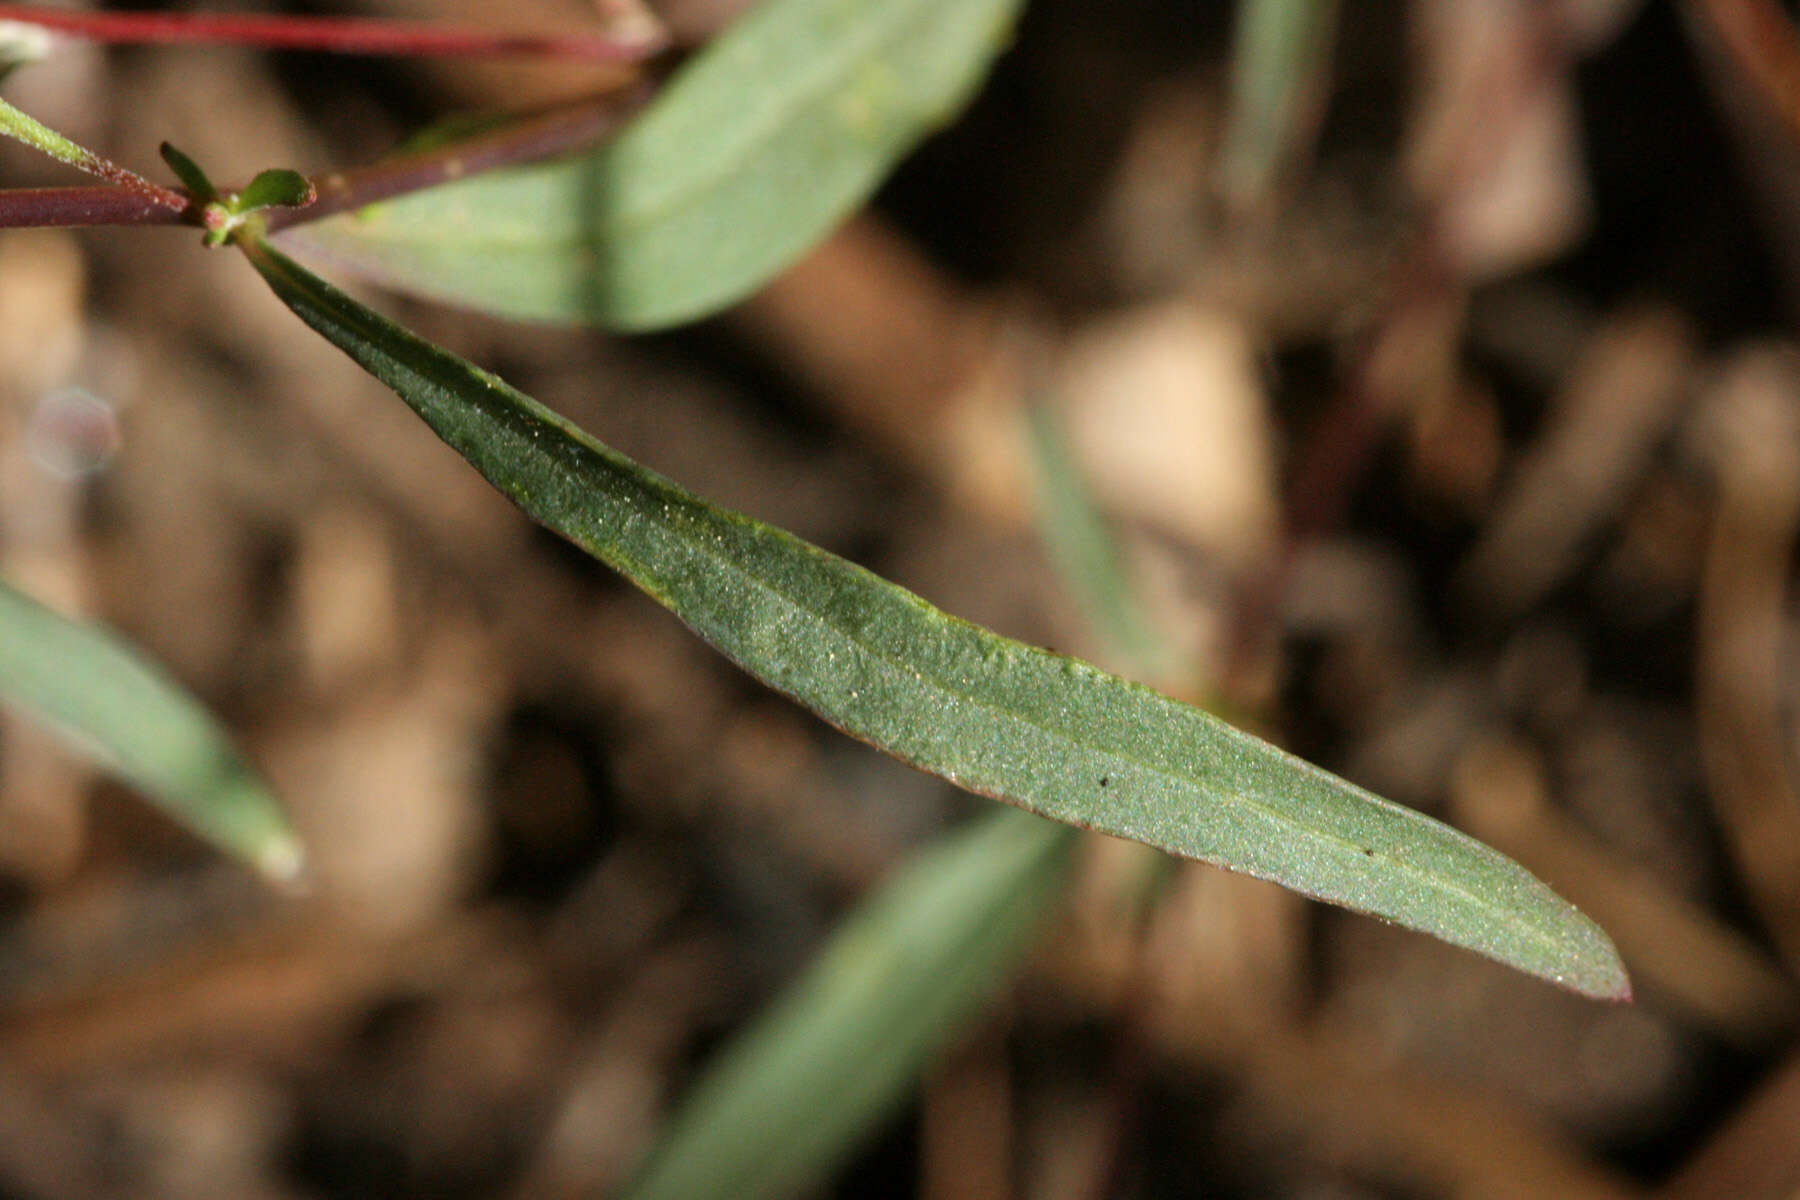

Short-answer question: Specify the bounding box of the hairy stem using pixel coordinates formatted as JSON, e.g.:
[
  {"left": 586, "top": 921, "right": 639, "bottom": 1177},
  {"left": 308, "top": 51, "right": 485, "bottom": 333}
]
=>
[{"left": 0, "top": 94, "right": 189, "bottom": 208}]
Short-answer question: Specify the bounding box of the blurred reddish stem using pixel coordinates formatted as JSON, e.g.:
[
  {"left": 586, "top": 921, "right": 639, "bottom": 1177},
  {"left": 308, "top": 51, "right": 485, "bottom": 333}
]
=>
[
  {"left": 0, "top": 3, "right": 665, "bottom": 61},
  {"left": 1689, "top": 0, "right": 1800, "bottom": 140}
]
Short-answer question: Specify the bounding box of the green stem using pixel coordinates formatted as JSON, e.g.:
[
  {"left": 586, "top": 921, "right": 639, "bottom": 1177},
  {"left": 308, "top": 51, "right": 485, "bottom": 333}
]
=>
[
  {"left": 0, "top": 88, "right": 646, "bottom": 231},
  {"left": 0, "top": 94, "right": 189, "bottom": 210}
]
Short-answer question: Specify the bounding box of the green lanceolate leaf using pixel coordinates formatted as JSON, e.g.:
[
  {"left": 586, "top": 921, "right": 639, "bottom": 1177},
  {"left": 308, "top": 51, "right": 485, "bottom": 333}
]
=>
[
  {"left": 626, "top": 808, "right": 1072, "bottom": 1200},
  {"left": 242, "top": 238, "right": 1629, "bottom": 1000},
  {"left": 276, "top": 0, "right": 1024, "bottom": 331},
  {"left": 0, "top": 579, "right": 302, "bottom": 881}
]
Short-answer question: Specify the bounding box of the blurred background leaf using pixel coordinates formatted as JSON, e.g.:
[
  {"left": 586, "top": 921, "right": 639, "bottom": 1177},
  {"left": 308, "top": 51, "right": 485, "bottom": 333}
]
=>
[
  {"left": 1218, "top": 0, "right": 1339, "bottom": 219},
  {"left": 623, "top": 806, "right": 1072, "bottom": 1200},
  {"left": 279, "top": 0, "right": 1027, "bottom": 330},
  {"left": 0, "top": 578, "right": 300, "bottom": 880}
]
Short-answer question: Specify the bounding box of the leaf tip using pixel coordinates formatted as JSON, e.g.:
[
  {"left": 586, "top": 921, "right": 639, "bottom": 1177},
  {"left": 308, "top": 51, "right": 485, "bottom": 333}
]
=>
[
  {"left": 1585, "top": 959, "right": 1633, "bottom": 1004},
  {"left": 1549, "top": 921, "right": 1631, "bottom": 1003},
  {"left": 253, "top": 831, "right": 309, "bottom": 892}
]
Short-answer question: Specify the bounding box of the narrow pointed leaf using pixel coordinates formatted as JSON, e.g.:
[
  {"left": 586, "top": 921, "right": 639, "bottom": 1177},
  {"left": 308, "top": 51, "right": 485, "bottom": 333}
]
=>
[
  {"left": 0, "top": 579, "right": 302, "bottom": 881},
  {"left": 159, "top": 141, "right": 217, "bottom": 203},
  {"left": 242, "top": 238, "right": 1629, "bottom": 1000},
  {"left": 276, "top": 0, "right": 1025, "bottom": 330},
  {"left": 626, "top": 807, "right": 1072, "bottom": 1200}
]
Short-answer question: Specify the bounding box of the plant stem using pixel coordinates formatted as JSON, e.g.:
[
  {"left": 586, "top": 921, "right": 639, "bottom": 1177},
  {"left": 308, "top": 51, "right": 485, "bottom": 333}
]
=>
[
  {"left": 0, "top": 3, "right": 665, "bottom": 61},
  {"left": 0, "top": 94, "right": 189, "bottom": 208},
  {"left": 0, "top": 184, "right": 186, "bottom": 227},
  {"left": 0, "top": 88, "right": 648, "bottom": 230},
  {"left": 265, "top": 88, "right": 648, "bottom": 232}
]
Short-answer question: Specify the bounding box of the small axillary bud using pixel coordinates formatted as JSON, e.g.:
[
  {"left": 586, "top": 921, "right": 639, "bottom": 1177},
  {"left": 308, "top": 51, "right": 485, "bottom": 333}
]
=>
[{"left": 201, "top": 198, "right": 238, "bottom": 247}]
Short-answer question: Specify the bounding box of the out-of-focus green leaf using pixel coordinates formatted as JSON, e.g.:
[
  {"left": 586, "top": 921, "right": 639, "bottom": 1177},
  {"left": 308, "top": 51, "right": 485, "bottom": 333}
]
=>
[
  {"left": 626, "top": 807, "right": 1072, "bottom": 1200},
  {"left": 276, "top": 0, "right": 1024, "bottom": 331},
  {"left": 242, "top": 237, "right": 1630, "bottom": 1001},
  {"left": 1219, "top": 0, "right": 1339, "bottom": 215},
  {"left": 0, "top": 579, "right": 302, "bottom": 881},
  {"left": 1026, "top": 400, "right": 1170, "bottom": 681}
]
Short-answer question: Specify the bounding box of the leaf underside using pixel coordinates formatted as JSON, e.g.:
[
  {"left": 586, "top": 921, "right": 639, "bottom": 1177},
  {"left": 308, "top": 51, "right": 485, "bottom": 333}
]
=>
[
  {"left": 276, "top": 0, "right": 1025, "bottom": 331},
  {"left": 243, "top": 238, "right": 1629, "bottom": 1001}
]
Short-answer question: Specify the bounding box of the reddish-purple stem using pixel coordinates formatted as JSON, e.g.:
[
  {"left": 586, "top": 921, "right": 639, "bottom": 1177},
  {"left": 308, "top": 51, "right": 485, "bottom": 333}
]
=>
[
  {"left": 264, "top": 88, "right": 648, "bottom": 232},
  {"left": 0, "top": 185, "right": 187, "bottom": 227},
  {"left": 0, "top": 3, "right": 665, "bottom": 61},
  {"left": 60, "top": 148, "right": 190, "bottom": 210}
]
